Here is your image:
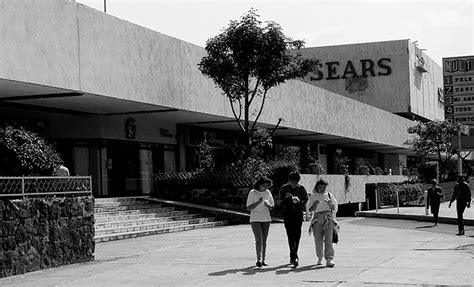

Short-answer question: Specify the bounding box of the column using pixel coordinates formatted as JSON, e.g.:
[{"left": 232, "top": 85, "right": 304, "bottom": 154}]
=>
[{"left": 139, "top": 148, "right": 153, "bottom": 194}]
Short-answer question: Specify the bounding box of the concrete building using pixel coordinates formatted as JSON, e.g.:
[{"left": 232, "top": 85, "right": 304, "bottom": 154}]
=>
[
  {"left": 298, "top": 40, "right": 444, "bottom": 122},
  {"left": 0, "top": 0, "right": 444, "bottom": 198}
]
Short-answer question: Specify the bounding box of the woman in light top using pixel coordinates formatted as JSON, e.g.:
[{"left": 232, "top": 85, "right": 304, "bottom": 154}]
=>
[
  {"left": 246, "top": 176, "right": 274, "bottom": 267},
  {"left": 306, "top": 179, "right": 338, "bottom": 267}
]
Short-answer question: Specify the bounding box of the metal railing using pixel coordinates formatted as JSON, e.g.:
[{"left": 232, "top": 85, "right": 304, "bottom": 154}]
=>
[
  {"left": 372, "top": 186, "right": 425, "bottom": 213},
  {"left": 0, "top": 176, "right": 92, "bottom": 198}
]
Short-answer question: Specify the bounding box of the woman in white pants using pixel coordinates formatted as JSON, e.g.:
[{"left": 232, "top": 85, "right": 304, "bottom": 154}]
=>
[
  {"left": 246, "top": 176, "right": 274, "bottom": 267},
  {"left": 306, "top": 179, "right": 338, "bottom": 267}
]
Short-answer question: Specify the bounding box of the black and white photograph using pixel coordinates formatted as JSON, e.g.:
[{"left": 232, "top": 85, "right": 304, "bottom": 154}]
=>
[{"left": 0, "top": 0, "right": 473, "bottom": 285}]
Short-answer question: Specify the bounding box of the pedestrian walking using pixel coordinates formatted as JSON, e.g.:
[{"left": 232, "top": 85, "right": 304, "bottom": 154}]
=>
[
  {"left": 246, "top": 176, "right": 274, "bottom": 267},
  {"left": 306, "top": 179, "right": 338, "bottom": 268},
  {"left": 279, "top": 171, "right": 308, "bottom": 267},
  {"left": 426, "top": 179, "right": 443, "bottom": 226},
  {"left": 448, "top": 175, "right": 472, "bottom": 235}
]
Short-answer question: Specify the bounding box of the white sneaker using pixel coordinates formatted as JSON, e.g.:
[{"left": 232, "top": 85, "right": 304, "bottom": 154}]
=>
[
  {"left": 326, "top": 259, "right": 335, "bottom": 268},
  {"left": 316, "top": 258, "right": 323, "bottom": 265}
]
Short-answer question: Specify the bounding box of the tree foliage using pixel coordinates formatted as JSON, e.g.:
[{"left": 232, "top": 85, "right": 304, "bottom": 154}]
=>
[
  {"left": 198, "top": 9, "right": 320, "bottom": 154},
  {"left": 196, "top": 128, "right": 299, "bottom": 182},
  {"left": 0, "top": 127, "right": 63, "bottom": 176},
  {"left": 405, "top": 120, "right": 465, "bottom": 180}
]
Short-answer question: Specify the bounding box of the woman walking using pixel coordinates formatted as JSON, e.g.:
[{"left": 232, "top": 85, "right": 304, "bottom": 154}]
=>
[
  {"left": 246, "top": 176, "right": 274, "bottom": 267},
  {"left": 306, "top": 179, "right": 338, "bottom": 267},
  {"left": 427, "top": 179, "right": 443, "bottom": 226}
]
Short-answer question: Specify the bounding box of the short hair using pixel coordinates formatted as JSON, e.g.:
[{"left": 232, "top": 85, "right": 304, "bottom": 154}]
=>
[
  {"left": 288, "top": 171, "right": 301, "bottom": 182},
  {"left": 253, "top": 176, "right": 272, "bottom": 189},
  {"left": 315, "top": 179, "right": 329, "bottom": 189}
]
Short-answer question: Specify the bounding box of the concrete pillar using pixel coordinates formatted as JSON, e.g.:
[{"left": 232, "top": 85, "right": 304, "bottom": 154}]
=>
[{"left": 139, "top": 148, "right": 153, "bottom": 194}]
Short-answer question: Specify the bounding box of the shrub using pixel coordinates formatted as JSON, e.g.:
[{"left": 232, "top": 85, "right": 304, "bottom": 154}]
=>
[
  {"left": 376, "top": 182, "right": 425, "bottom": 207},
  {"left": 0, "top": 127, "right": 63, "bottom": 176}
]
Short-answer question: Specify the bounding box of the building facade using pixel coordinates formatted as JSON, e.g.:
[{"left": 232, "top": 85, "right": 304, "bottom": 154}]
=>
[
  {"left": 0, "top": 0, "right": 444, "bottom": 199},
  {"left": 298, "top": 40, "right": 444, "bottom": 122}
]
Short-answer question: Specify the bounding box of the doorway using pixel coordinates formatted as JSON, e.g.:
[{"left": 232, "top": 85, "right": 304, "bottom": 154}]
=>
[{"left": 107, "top": 142, "right": 140, "bottom": 196}]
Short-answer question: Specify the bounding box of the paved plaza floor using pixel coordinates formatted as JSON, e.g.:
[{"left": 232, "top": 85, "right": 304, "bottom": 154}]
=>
[
  {"left": 357, "top": 201, "right": 474, "bottom": 226},
  {"left": 1, "top": 216, "right": 473, "bottom": 286}
]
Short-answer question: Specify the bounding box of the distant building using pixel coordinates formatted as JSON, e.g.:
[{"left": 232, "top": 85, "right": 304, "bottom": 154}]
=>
[
  {"left": 0, "top": 0, "right": 444, "bottom": 198},
  {"left": 298, "top": 40, "right": 444, "bottom": 122}
]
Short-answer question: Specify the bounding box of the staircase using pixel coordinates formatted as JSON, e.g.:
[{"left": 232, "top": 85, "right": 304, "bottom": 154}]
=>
[{"left": 94, "top": 197, "right": 228, "bottom": 243}]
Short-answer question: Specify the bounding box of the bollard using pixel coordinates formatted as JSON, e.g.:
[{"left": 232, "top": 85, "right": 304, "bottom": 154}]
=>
[
  {"left": 375, "top": 188, "right": 378, "bottom": 213},
  {"left": 396, "top": 189, "right": 399, "bottom": 214},
  {"left": 424, "top": 190, "right": 429, "bottom": 215}
]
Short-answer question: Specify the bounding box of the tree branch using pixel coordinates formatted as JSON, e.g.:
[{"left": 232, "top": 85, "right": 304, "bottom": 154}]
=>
[
  {"left": 228, "top": 97, "right": 245, "bottom": 133},
  {"left": 249, "top": 78, "right": 261, "bottom": 105},
  {"left": 250, "top": 117, "right": 283, "bottom": 147},
  {"left": 250, "top": 88, "right": 268, "bottom": 133}
]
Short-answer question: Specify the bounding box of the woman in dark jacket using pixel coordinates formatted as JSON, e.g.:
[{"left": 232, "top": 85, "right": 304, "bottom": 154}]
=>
[{"left": 427, "top": 179, "right": 443, "bottom": 226}]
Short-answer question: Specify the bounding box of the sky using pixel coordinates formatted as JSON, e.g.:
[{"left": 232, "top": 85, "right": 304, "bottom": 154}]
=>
[{"left": 76, "top": 0, "right": 474, "bottom": 65}]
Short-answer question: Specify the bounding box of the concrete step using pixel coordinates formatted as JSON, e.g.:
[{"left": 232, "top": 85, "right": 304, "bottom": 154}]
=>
[
  {"left": 94, "top": 203, "right": 163, "bottom": 213},
  {"left": 95, "top": 214, "right": 202, "bottom": 229},
  {"left": 94, "top": 206, "right": 175, "bottom": 218},
  {"left": 95, "top": 218, "right": 216, "bottom": 236},
  {"left": 93, "top": 197, "right": 230, "bottom": 243},
  {"left": 95, "top": 196, "right": 149, "bottom": 204},
  {"left": 95, "top": 200, "right": 150, "bottom": 208},
  {"left": 94, "top": 221, "right": 228, "bottom": 243},
  {"left": 95, "top": 210, "right": 190, "bottom": 224}
]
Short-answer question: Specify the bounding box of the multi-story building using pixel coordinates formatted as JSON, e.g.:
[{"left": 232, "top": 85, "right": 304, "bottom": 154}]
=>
[{"left": 0, "top": 0, "right": 444, "bottom": 198}]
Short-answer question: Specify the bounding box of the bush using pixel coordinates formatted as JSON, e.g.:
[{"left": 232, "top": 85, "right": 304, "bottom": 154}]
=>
[
  {"left": 376, "top": 182, "right": 425, "bottom": 207},
  {"left": 0, "top": 127, "right": 63, "bottom": 176}
]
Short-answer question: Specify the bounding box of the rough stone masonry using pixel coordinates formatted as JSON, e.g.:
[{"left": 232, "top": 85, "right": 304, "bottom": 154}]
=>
[{"left": 0, "top": 196, "right": 95, "bottom": 278}]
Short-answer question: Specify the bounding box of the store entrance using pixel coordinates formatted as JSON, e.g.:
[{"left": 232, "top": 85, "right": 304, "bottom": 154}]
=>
[{"left": 107, "top": 142, "right": 140, "bottom": 197}]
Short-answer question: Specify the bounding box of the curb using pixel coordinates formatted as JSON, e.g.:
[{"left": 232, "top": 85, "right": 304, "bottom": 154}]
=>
[{"left": 355, "top": 211, "right": 474, "bottom": 226}]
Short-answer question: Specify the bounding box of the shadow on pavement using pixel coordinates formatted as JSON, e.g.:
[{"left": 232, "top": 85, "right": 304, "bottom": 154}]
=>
[
  {"left": 275, "top": 264, "right": 326, "bottom": 274},
  {"left": 208, "top": 264, "right": 292, "bottom": 276},
  {"left": 415, "top": 224, "right": 436, "bottom": 229}
]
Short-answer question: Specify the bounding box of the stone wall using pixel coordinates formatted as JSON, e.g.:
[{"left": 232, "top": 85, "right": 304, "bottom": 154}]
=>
[{"left": 0, "top": 196, "right": 95, "bottom": 278}]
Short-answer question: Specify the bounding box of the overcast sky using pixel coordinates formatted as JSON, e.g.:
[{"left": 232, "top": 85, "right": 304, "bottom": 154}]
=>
[{"left": 77, "top": 0, "right": 473, "bottom": 65}]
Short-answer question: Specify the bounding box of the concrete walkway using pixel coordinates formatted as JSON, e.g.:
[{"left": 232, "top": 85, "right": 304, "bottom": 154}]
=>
[
  {"left": 1, "top": 217, "right": 473, "bottom": 286},
  {"left": 356, "top": 201, "right": 474, "bottom": 226}
]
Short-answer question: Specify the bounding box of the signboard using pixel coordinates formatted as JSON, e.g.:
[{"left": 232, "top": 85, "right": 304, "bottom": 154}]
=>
[{"left": 443, "top": 56, "right": 474, "bottom": 125}]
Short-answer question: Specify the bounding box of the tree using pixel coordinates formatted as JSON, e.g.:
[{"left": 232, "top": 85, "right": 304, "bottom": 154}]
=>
[
  {"left": 198, "top": 9, "right": 320, "bottom": 157},
  {"left": 0, "top": 126, "right": 63, "bottom": 176},
  {"left": 405, "top": 120, "right": 466, "bottom": 181}
]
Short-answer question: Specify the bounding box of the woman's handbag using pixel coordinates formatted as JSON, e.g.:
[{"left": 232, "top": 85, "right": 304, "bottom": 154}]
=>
[
  {"left": 332, "top": 226, "right": 339, "bottom": 244},
  {"left": 328, "top": 192, "right": 339, "bottom": 244}
]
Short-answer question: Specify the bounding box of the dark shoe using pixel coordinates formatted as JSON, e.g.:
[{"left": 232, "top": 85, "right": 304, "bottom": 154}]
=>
[
  {"left": 456, "top": 231, "right": 465, "bottom": 236},
  {"left": 293, "top": 258, "right": 299, "bottom": 267},
  {"left": 256, "top": 261, "right": 262, "bottom": 267},
  {"left": 262, "top": 261, "right": 268, "bottom": 266}
]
